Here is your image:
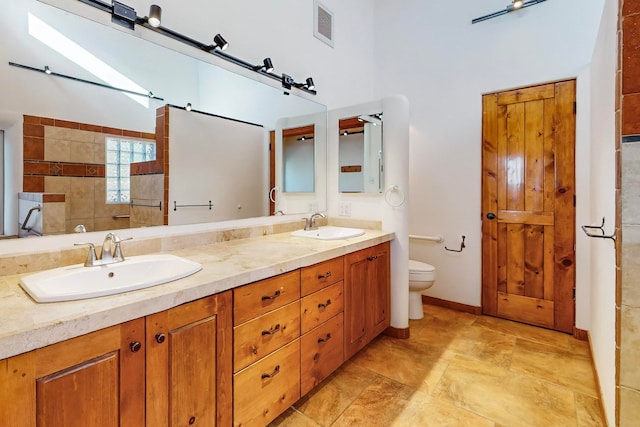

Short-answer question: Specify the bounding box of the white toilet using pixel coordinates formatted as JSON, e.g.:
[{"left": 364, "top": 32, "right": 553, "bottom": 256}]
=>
[{"left": 409, "top": 260, "right": 436, "bottom": 320}]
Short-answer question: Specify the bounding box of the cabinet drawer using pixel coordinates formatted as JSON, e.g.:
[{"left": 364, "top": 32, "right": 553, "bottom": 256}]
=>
[
  {"left": 300, "top": 281, "right": 344, "bottom": 334},
  {"left": 234, "top": 270, "right": 300, "bottom": 326},
  {"left": 301, "top": 313, "right": 344, "bottom": 396},
  {"left": 233, "top": 339, "right": 301, "bottom": 427},
  {"left": 234, "top": 301, "right": 301, "bottom": 372},
  {"left": 301, "top": 257, "right": 343, "bottom": 296}
]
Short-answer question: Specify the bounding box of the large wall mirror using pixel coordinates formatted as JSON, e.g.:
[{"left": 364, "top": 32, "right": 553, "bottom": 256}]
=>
[
  {"left": 338, "top": 114, "right": 383, "bottom": 194},
  {"left": 2, "top": 0, "right": 327, "bottom": 237}
]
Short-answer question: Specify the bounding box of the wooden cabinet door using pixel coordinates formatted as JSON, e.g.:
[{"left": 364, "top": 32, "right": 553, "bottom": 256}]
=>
[
  {"left": 146, "top": 292, "right": 233, "bottom": 427},
  {"left": 368, "top": 242, "right": 391, "bottom": 339},
  {"left": 0, "top": 319, "right": 145, "bottom": 427},
  {"left": 343, "top": 248, "right": 370, "bottom": 360}
]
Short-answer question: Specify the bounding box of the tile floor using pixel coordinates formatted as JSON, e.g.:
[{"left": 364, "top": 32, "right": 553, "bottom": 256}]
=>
[{"left": 270, "top": 304, "right": 606, "bottom": 427}]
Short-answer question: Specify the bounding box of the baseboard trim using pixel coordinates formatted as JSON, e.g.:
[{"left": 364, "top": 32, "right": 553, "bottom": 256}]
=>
[
  {"left": 583, "top": 330, "right": 608, "bottom": 424},
  {"left": 422, "top": 295, "right": 482, "bottom": 315},
  {"left": 384, "top": 326, "right": 410, "bottom": 339},
  {"left": 573, "top": 327, "right": 589, "bottom": 341}
]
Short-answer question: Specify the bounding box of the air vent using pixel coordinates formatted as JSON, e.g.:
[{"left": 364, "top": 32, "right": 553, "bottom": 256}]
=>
[{"left": 314, "top": 1, "right": 334, "bottom": 47}]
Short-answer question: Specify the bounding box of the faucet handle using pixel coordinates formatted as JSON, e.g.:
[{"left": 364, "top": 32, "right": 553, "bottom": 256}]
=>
[
  {"left": 74, "top": 243, "right": 98, "bottom": 267},
  {"left": 113, "top": 237, "right": 133, "bottom": 261}
]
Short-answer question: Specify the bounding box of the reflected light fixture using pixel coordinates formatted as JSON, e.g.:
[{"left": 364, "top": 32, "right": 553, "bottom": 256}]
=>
[
  {"left": 185, "top": 102, "right": 192, "bottom": 111},
  {"left": 210, "top": 33, "right": 228, "bottom": 51},
  {"left": 472, "top": 0, "right": 547, "bottom": 24},
  {"left": 253, "top": 57, "right": 274, "bottom": 73},
  {"left": 44, "top": 65, "right": 51, "bottom": 74},
  {"left": 147, "top": 5, "right": 162, "bottom": 28},
  {"left": 305, "top": 77, "right": 315, "bottom": 90}
]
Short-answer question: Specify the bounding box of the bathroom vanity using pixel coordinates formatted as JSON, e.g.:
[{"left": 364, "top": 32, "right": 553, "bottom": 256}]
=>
[{"left": 0, "top": 229, "right": 392, "bottom": 427}]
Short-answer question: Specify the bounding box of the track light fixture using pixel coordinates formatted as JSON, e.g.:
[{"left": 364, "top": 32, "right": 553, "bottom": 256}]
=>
[
  {"left": 209, "top": 33, "right": 228, "bottom": 51},
  {"left": 471, "top": 0, "right": 547, "bottom": 24},
  {"left": 147, "top": 4, "right": 161, "bottom": 28},
  {"left": 44, "top": 65, "right": 52, "bottom": 75},
  {"left": 253, "top": 57, "right": 274, "bottom": 73},
  {"left": 79, "top": 0, "right": 316, "bottom": 94},
  {"left": 185, "top": 102, "right": 192, "bottom": 111}
]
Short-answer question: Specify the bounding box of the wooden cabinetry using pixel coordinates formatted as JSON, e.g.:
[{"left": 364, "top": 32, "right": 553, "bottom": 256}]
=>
[
  {"left": 343, "top": 242, "right": 391, "bottom": 360},
  {"left": 233, "top": 272, "right": 301, "bottom": 427},
  {"left": 146, "top": 292, "right": 233, "bottom": 427},
  {"left": 0, "top": 292, "right": 232, "bottom": 427}
]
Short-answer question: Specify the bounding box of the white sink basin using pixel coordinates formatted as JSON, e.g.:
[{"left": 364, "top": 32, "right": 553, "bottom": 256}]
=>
[
  {"left": 291, "top": 226, "right": 365, "bottom": 240},
  {"left": 19, "top": 254, "right": 202, "bottom": 303}
]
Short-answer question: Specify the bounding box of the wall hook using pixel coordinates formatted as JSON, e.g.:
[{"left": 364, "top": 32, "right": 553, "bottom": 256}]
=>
[
  {"left": 445, "top": 235, "right": 465, "bottom": 252},
  {"left": 581, "top": 217, "right": 616, "bottom": 245}
]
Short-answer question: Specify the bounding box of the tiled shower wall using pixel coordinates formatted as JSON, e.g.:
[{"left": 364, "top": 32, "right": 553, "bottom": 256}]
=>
[
  {"left": 618, "top": 1, "right": 640, "bottom": 425},
  {"left": 23, "top": 115, "right": 156, "bottom": 233}
]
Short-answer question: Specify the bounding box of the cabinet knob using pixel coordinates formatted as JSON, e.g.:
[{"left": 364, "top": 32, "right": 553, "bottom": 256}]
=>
[
  {"left": 130, "top": 341, "right": 142, "bottom": 353},
  {"left": 155, "top": 333, "right": 166, "bottom": 344}
]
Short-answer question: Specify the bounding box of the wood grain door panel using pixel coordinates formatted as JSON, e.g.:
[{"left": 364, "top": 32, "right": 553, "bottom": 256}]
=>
[{"left": 482, "top": 80, "right": 576, "bottom": 333}]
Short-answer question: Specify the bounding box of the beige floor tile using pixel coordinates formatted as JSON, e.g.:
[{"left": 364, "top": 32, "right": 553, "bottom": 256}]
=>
[
  {"left": 390, "top": 390, "right": 495, "bottom": 427},
  {"left": 330, "top": 376, "right": 415, "bottom": 427},
  {"left": 575, "top": 393, "right": 606, "bottom": 427},
  {"left": 473, "top": 315, "right": 572, "bottom": 349},
  {"left": 510, "top": 338, "right": 599, "bottom": 397},
  {"left": 350, "top": 334, "right": 452, "bottom": 393},
  {"left": 294, "top": 361, "right": 378, "bottom": 426},
  {"left": 269, "top": 407, "right": 320, "bottom": 427},
  {"left": 449, "top": 325, "right": 517, "bottom": 369},
  {"left": 432, "top": 355, "right": 577, "bottom": 427}
]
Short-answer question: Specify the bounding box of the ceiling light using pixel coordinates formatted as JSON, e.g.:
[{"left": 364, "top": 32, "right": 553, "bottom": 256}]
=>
[
  {"left": 185, "top": 102, "right": 192, "bottom": 111},
  {"left": 512, "top": 0, "right": 523, "bottom": 8},
  {"left": 472, "top": 0, "right": 548, "bottom": 24},
  {"left": 253, "top": 57, "right": 274, "bottom": 73},
  {"left": 305, "top": 77, "right": 315, "bottom": 90},
  {"left": 147, "top": 5, "right": 161, "bottom": 27},
  {"left": 44, "top": 65, "right": 51, "bottom": 74},
  {"left": 211, "top": 33, "right": 228, "bottom": 51}
]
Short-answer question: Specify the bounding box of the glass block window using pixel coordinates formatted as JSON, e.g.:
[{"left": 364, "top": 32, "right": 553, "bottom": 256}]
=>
[{"left": 105, "top": 138, "right": 156, "bottom": 203}]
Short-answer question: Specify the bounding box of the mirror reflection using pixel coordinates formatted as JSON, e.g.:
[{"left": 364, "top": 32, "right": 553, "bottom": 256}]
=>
[
  {"left": 338, "top": 114, "right": 383, "bottom": 194},
  {"left": 282, "top": 125, "right": 315, "bottom": 193},
  {"left": 6, "top": 0, "right": 327, "bottom": 237}
]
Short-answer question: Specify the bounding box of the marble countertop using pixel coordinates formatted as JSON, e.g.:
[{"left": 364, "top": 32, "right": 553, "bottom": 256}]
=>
[{"left": 0, "top": 229, "right": 393, "bottom": 360}]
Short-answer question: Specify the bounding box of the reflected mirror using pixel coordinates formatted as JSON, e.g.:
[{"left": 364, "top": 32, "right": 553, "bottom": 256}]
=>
[
  {"left": 338, "top": 114, "right": 383, "bottom": 193},
  {"left": 3, "top": 0, "right": 327, "bottom": 237},
  {"left": 282, "top": 125, "right": 315, "bottom": 193}
]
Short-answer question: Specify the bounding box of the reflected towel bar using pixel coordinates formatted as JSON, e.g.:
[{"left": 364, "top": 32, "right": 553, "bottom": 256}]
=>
[
  {"left": 21, "top": 205, "right": 41, "bottom": 235},
  {"left": 174, "top": 201, "right": 213, "bottom": 211},
  {"left": 130, "top": 200, "right": 162, "bottom": 210},
  {"left": 112, "top": 214, "right": 131, "bottom": 219}
]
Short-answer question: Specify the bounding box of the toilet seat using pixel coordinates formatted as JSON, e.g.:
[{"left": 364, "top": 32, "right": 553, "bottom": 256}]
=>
[{"left": 409, "top": 260, "right": 436, "bottom": 282}]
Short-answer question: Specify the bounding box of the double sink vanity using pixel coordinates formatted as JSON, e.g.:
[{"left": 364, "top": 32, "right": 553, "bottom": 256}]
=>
[{"left": 0, "top": 223, "right": 393, "bottom": 427}]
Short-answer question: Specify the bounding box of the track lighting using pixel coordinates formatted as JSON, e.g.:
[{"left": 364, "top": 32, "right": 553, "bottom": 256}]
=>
[
  {"left": 304, "top": 77, "right": 315, "bottom": 90},
  {"left": 147, "top": 5, "right": 161, "bottom": 28},
  {"left": 185, "top": 102, "right": 192, "bottom": 111},
  {"left": 253, "top": 57, "right": 274, "bottom": 73},
  {"left": 44, "top": 65, "right": 51, "bottom": 75},
  {"left": 472, "top": 0, "right": 547, "bottom": 24},
  {"left": 210, "top": 33, "right": 228, "bottom": 51}
]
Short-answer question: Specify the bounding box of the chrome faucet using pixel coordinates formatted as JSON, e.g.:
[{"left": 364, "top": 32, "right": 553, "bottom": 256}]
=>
[
  {"left": 304, "top": 212, "right": 326, "bottom": 231},
  {"left": 75, "top": 232, "right": 131, "bottom": 267}
]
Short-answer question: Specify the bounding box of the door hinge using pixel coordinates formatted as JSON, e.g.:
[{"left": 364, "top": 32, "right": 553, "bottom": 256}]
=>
[
  {"left": 573, "top": 102, "right": 577, "bottom": 114},
  {"left": 573, "top": 288, "right": 576, "bottom": 300},
  {"left": 573, "top": 195, "right": 576, "bottom": 207}
]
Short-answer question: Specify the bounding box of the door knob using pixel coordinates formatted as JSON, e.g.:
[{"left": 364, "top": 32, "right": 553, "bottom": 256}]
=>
[{"left": 486, "top": 212, "right": 496, "bottom": 220}]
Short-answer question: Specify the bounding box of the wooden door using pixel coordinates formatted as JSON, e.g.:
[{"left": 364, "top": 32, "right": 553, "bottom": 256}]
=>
[
  {"left": 481, "top": 80, "right": 576, "bottom": 333},
  {"left": 0, "top": 319, "right": 145, "bottom": 427},
  {"left": 146, "top": 292, "right": 233, "bottom": 427}
]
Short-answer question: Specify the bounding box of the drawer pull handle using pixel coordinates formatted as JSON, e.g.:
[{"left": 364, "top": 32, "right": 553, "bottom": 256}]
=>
[
  {"left": 318, "top": 299, "right": 332, "bottom": 309},
  {"left": 261, "top": 290, "right": 281, "bottom": 301},
  {"left": 317, "top": 333, "right": 332, "bottom": 343},
  {"left": 261, "top": 365, "right": 280, "bottom": 379},
  {"left": 261, "top": 324, "right": 281, "bottom": 335},
  {"left": 367, "top": 255, "right": 378, "bottom": 261},
  {"left": 318, "top": 271, "right": 332, "bottom": 279}
]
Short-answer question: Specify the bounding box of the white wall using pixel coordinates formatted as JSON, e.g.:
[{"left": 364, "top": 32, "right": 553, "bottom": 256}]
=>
[{"left": 588, "top": 0, "right": 618, "bottom": 424}]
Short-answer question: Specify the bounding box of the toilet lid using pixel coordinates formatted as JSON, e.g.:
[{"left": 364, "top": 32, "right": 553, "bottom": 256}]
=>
[{"left": 409, "top": 260, "right": 435, "bottom": 281}]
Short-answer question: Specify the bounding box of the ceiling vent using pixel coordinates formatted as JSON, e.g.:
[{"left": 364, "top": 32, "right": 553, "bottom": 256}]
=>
[{"left": 314, "top": 1, "right": 334, "bottom": 47}]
